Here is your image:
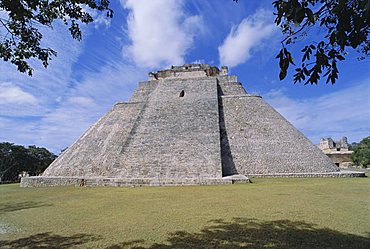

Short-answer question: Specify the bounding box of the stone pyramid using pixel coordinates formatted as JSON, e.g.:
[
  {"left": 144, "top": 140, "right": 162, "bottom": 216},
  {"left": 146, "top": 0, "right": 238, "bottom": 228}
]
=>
[{"left": 22, "top": 64, "right": 357, "bottom": 187}]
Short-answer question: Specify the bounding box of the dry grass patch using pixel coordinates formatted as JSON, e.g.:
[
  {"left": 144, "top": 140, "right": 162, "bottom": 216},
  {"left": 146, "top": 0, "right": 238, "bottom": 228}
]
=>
[{"left": 0, "top": 177, "right": 369, "bottom": 248}]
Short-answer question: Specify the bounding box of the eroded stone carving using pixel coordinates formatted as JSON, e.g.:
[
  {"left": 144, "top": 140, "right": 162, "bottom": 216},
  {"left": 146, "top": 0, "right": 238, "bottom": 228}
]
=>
[
  {"left": 318, "top": 137, "right": 353, "bottom": 168},
  {"left": 148, "top": 64, "right": 225, "bottom": 80}
]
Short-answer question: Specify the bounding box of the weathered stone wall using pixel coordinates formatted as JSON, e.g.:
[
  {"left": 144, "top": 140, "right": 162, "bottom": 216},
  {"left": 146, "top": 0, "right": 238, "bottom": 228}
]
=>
[
  {"left": 246, "top": 171, "right": 365, "bottom": 178},
  {"left": 21, "top": 169, "right": 365, "bottom": 188},
  {"left": 217, "top": 76, "right": 246, "bottom": 95},
  {"left": 326, "top": 153, "right": 353, "bottom": 168},
  {"left": 154, "top": 64, "right": 220, "bottom": 80},
  {"left": 317, "top": 137, "right": 353, "bottom": 168},
  {"left": 218, "top": 82, "right": 339, "bottom": 175},
  {"left": 21, "top": 176, "right": 233, "bottom": 187},
  {"left": 129, "top": 80, "right": 159, "bottom": 102},
  {"left": 43, "top": 79, "right": 158, "bottom": 177},
  {"left": 319, "top": 137, "right": 350, "bottom": 153},
  {"left": 29, "top": 63, "right": 358, "bottom": 188},
  {"left": 43, "top": 102, "right": 146, "bottom": 177},
  {"left": 115, "top": 77, "right": 222, "bottom": 179},
  {"left": 44, "top": 76, "right": 222, "bottom": 180}
]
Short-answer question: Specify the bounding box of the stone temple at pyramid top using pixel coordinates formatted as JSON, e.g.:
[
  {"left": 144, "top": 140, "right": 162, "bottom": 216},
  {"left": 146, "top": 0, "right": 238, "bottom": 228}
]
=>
[{"left": 148, "top": 64, "right": 229, "bottom": 80}]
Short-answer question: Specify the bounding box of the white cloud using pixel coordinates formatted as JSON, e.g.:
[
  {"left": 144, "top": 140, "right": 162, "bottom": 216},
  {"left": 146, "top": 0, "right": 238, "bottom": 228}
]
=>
[
  {"left": 122, "top": 0, "right": 204, "bottom": 68},
  {"left": 0, "top": 83, "right": 38, "bottom": 105},
  {"left": 0, "top": 82, "right": 47, "bottom": 116},
  {"left": 0, "top": 22, "right": 86, "bottom": 148},
  {"left": 218, "top": 9, "right": 276, "bottom": 67},
  {"left": 0, "top": 22, "right": 84, "bottom": 114},
  {"left": 0, "top": 21, "right": 85, "bottom": 119},
  {"left": 0, "top": 4, "right": 149, "bottom": 153},
  {"left": 264, "top": 81, "right": 370, "bottom": 144},
  {"left": 0, "top": 62, "right": 145, "bottom": 153},
  {"left": 0, "top": 117, "right": 11, "bottom": 129},
  {"left": 93, "top": 13, "right": 111, "bottom": 28},
  {"left": 68, "top": 96, "right": 95, "bottom": 106}
]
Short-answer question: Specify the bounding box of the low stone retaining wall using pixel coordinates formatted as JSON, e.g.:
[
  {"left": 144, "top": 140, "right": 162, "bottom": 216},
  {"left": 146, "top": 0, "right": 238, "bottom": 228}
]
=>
[
  {"left": 20, "top": 176, "right": 235, "bottom": 187},
  {"left": 247, "top": 171, "right": 366, "bottom": 178},
  {"left": 20, "top": 171, "right": 365, "bottom": 187}
]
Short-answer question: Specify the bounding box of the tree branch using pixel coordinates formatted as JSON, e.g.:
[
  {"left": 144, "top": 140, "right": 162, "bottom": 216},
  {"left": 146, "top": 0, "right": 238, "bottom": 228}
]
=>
[{"left": 0, "top": 19, "right": 13, "bottom": 36}]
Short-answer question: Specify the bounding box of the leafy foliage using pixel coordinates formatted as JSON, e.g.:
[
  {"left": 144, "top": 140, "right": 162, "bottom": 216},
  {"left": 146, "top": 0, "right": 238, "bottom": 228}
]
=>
[
  {"left": 350, "top": 136, "right": 370, "bottom": 168},
  {"left": 0, "top": 0, "right": 113, "bottom": 76},
  {"left": 0, "top": 142, "right": 57, "bottom": 182},
  {"left": 273, "top": 0, "right": 370, "bottom": 84}
]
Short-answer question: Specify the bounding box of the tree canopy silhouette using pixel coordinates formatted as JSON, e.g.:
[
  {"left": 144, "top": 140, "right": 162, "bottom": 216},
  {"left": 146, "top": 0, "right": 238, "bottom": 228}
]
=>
[
  {"left": 1, "top": 1, "right": 369, "bottom": 85},
  {"left": 235, "top": 0, "right": 369, "bottom": 85},
  {"left": 350, "top": 136, "right": 370, "bottom": 168},
  {"left": 0, "top": 142, "right": 56, "bottom": 182},
  {"left": 0, "top": 0, "right": 113, "bottom": 76}
]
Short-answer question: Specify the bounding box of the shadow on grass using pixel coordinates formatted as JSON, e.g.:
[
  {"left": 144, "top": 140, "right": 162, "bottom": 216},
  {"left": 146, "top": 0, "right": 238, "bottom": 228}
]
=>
[
  {"left": 0, "top": 232, "right": 100, "bottom": 249},
  {"left": 0, "top": 201, "right": 52, "bottom": 214},
  {"left": 110, "top": 218, "right": 370, "bottom": 249}
]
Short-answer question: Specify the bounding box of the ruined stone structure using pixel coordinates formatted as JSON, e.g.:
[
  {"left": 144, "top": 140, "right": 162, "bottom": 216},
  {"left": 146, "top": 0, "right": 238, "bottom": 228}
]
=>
[
  {"left": 21, "top": 64, "right": 364, "bottom": 187},
  {"left": 318, "top": 137, "right": 354, "bottom": 168}
]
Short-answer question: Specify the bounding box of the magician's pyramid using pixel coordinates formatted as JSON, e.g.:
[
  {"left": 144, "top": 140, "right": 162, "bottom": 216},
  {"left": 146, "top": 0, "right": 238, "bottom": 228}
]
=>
[{"left": 22, "top": 64, "right": 352, "bottom": 187}]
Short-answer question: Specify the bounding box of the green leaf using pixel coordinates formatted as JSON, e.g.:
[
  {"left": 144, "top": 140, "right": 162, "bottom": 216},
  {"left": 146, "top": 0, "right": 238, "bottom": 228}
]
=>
[
  {"left": 306, "top": 8, "right": 315, "bottom": 23},
  {"left": 279, "top": 69, "right": 287, "bottom": 80}
]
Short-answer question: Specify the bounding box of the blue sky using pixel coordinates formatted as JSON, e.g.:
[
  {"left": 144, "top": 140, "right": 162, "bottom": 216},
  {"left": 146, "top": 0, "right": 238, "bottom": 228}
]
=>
[{"left": 0, "top": 0, "right": 369, "bottom": 153}]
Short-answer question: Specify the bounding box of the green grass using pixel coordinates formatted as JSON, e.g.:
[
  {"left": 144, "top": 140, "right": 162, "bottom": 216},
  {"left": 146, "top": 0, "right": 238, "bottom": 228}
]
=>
[{"left": 1, "top": 177, "right": 370, "bottom": 248}]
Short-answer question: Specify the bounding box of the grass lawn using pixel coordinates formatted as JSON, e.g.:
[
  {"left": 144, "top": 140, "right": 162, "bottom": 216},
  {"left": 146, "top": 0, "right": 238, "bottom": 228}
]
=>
[{"left": 1, "top": 177, "right": 369, "bottom": 248}]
